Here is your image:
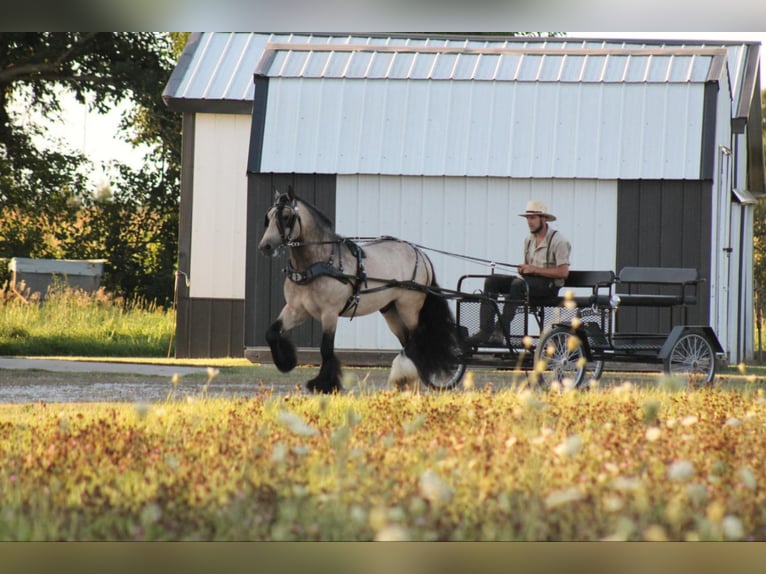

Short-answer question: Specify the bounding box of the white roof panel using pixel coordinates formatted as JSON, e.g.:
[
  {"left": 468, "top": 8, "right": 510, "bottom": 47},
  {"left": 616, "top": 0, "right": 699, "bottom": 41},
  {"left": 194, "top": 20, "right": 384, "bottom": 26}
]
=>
[
  {"left": 165, "top": 33, "right": 757, "bottom": 109},
  {"left": 258, "top": 78, "right": 708, "bottom": 180}
]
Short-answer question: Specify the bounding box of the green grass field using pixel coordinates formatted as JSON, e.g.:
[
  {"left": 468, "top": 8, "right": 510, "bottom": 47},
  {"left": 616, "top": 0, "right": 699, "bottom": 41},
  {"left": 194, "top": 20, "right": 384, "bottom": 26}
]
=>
[
  {"left": 3, "top": 285, "right": 766, "bottom": 541},
  {"left": 1, "top": 382, "right": 765, "bottom": 541},
  {"left": 0, "top": 284, "right": 174, "bottom": 357}
]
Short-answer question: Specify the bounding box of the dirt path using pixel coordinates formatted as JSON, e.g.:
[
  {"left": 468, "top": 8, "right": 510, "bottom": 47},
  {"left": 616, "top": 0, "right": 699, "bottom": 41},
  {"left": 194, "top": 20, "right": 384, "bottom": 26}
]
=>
[{"left": 0, "top": 358, "right": 392, "bottom": 403}]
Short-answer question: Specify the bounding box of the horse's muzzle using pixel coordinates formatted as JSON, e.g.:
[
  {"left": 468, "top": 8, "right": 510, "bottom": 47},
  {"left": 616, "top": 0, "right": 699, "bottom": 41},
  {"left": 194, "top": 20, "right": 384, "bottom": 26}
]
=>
[{"left": 258, "top": 239, "right": 281, "bottom": 257}]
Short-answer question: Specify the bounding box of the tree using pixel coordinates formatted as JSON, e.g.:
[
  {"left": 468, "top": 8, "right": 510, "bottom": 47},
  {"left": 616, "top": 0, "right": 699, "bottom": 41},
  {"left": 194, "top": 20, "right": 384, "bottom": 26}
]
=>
[
  {"left": 0, "top": 32, "right": 184, "bottom": 304},
  {"left": 754, "top": 88, "right": 766, "bottom": 361}
]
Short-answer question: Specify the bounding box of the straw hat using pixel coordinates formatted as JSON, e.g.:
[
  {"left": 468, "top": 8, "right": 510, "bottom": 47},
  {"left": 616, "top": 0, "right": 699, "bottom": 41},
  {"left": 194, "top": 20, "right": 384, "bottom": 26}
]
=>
[{"left": 519, "top": 200, "right": 556, "bottom": 222}]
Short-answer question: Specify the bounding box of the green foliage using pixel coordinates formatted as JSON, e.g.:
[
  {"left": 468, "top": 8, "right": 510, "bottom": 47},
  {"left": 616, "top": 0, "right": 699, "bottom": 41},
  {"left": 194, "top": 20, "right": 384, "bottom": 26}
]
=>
[
  {"left": 0, "top": 33, "right": 183, "bottom": 305},
  {"left": 0, "top": 386, "right": 765, "bottom": 540},
  {"left": 0, "top": 282, "right": 173, "bottom": 357},
  {"left": 754, "top": 88, "right": 766, "bottom": 355}
]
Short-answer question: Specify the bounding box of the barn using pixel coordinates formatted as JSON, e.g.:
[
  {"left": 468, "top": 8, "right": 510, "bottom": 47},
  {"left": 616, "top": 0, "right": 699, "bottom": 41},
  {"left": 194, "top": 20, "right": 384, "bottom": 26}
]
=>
[{"left": 162, "top": 33, "right": 764, "bottom": 365}]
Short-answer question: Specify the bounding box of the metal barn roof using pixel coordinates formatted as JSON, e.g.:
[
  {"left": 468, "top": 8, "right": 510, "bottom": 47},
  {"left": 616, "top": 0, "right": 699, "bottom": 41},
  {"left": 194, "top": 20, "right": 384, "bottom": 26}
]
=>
[
  {"left": 162, "top": 33, "right": 763, "bottom": 193},
  {"left": 163, "top": 32, "right": 760, "bottom": 121},
  {"left": 256, "top": 44, "right": 727, "bottom": 85}
]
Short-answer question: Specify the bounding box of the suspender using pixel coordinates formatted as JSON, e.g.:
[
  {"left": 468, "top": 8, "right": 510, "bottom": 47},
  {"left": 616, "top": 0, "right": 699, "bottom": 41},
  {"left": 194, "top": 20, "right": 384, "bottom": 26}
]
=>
[{"left": 524, "top": 229, "right": 558, "bottom": 267}]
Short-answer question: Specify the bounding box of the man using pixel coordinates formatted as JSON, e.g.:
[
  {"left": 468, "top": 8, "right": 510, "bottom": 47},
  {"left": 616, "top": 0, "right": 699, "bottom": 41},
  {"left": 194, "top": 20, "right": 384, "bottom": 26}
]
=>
[{"left": 466, "top": 200, "right": 571, "bottom": 346}]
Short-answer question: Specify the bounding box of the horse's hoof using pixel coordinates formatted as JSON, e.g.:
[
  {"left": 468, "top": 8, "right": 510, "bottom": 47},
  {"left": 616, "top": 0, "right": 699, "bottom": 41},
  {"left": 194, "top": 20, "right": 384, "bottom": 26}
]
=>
[{"left": 306, "top": 378, "right": 342, "bottom": 394}]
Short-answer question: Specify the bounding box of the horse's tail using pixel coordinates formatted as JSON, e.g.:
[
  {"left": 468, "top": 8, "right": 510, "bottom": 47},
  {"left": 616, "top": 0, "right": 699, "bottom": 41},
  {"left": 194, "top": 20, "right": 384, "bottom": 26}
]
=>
[{"left": 404, "top": 280, "right": 461, "bottom": 384}]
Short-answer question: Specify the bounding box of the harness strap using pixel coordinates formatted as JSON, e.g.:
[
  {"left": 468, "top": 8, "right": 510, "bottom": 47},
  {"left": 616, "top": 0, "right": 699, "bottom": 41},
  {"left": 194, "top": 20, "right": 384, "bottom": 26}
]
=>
[{"left": 286, "top": 238, "right": 370, "bottom": 319}]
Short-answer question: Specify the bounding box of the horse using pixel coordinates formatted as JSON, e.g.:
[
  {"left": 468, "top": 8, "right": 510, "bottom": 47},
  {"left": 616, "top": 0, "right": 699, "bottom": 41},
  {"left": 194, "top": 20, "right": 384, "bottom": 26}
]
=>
[{"left": 257, "top": 185, "right": 464, "bottom": 394}]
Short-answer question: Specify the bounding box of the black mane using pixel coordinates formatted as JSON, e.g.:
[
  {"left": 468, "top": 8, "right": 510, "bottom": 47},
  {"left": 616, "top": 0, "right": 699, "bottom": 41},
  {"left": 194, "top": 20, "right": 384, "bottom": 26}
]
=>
[{"left": 293, "top": 194, "right": 341, "bottom": 240}]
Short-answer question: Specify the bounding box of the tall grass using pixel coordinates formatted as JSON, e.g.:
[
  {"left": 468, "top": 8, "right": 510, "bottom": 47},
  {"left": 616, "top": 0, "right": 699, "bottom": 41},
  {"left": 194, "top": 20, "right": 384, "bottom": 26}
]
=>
[
  {"left": 0, "top": 281, "right": 174, "bottom": 357},
  {"left": 0, "top": 383, "right": 764, "bottom": 540}
]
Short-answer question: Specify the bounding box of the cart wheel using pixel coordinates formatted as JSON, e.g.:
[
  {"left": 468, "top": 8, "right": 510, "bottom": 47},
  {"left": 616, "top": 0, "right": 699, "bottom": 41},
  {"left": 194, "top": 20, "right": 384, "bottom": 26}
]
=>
[
  {"left": 663, "top": 332, "right": 715, "bottom": 384},
  {"left": 534, "top": 326, "right": 586, "bottom": 389},
  {"left": 425, "top": 362, "right": 467, "bottom": 391}
]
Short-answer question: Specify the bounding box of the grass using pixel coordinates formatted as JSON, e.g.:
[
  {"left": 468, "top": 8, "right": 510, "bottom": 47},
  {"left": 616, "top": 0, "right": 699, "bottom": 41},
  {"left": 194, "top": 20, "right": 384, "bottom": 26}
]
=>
[
  {"left": 1, "top": 377, "right": 765, "bottom": 541},
  {"left": 0, "top": 282, "right": 174, "bottom": 357},
  {"left": 2, "top": 284, "right": 766, "bottom": 541}
]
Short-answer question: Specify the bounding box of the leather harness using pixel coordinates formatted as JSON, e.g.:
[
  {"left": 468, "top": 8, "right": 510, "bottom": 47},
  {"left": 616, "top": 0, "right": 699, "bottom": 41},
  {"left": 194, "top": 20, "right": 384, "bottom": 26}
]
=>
[{"left": 269, "top": 194, "right": 422, "bottom": 318}]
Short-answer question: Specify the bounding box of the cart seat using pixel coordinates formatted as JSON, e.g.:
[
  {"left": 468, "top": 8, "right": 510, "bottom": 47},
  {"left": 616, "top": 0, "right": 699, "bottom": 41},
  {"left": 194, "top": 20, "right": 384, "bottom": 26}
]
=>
[
  {"left": 533, "top": 270, "right": 615, "bottom": 308},
  {"left": 616, "top": 267, "right": 699, "bottom": 307}
]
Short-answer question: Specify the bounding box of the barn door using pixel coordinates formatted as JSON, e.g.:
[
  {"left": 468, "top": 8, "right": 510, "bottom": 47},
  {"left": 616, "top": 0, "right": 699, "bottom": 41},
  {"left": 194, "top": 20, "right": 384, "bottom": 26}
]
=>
[{"left": 615, "top": 180, "right": 712, "bottom": 334}]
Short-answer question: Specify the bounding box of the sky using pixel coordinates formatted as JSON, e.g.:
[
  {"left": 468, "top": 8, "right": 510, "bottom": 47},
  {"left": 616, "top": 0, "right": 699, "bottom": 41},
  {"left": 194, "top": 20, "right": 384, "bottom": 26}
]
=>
[{"left": 48, "top": 31, "right": 766, "bottom": 176}]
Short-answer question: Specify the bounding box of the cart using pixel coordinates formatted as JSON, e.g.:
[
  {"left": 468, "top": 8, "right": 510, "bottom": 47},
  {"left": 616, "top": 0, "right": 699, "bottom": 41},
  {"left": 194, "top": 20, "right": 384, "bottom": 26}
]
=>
[{"left": 451, "top": 266, "right": 724, "bottom": 389}]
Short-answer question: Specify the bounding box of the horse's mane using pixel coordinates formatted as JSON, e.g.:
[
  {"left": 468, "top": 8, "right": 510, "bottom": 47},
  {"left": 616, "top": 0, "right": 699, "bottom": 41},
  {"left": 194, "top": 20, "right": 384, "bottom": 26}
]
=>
[{"left": 296, "top": 195, "right": 341, "bottom": 240}]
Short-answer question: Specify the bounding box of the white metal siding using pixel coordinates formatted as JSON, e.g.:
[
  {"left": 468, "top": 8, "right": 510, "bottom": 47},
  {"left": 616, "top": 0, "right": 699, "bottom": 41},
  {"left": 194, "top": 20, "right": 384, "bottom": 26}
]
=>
[
  {"left": 260, "top": 78, "right": 707, "bottom": 180},
  {"left": 710, "top": 69, "right": 736, "bottom": 360},
  {"left": 190, "top": 113, "right": 250, "bottom": 299},
  {"left": 332, "top": 175, "right": 617, "bottom": 350}
]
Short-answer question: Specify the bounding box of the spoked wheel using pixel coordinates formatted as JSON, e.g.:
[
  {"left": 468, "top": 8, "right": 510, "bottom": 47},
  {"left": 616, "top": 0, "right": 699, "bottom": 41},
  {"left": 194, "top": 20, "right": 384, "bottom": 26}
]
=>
[
  {"left": 424, "top": 362, "right": 467, "bottom": 391},
  {"left": 588, "top": 360, "right": 605, "bottom": 384},
  {"left": 534, "top": 326, "right": 587, "bottom": 389},
  {"left": 663, "top": 332, "right": 716, "bottom": 384}
]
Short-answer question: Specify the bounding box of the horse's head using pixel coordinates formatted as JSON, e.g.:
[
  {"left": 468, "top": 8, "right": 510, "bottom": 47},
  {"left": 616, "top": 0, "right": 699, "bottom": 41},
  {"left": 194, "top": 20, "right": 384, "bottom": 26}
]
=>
[{"left": 259, "top": 186, "right": 301, "bottom": 257}]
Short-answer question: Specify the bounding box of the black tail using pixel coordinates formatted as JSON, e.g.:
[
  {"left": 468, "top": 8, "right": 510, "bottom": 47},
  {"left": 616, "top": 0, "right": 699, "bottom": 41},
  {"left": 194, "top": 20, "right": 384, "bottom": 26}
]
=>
[{"left": 404, "top": 285, "right": 460, "bottom": 384}]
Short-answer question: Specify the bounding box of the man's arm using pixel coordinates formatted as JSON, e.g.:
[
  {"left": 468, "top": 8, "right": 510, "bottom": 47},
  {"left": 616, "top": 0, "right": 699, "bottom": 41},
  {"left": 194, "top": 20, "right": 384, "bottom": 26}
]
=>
[{"left": 518, "top": 263, "right": 570, "bottom": 279}]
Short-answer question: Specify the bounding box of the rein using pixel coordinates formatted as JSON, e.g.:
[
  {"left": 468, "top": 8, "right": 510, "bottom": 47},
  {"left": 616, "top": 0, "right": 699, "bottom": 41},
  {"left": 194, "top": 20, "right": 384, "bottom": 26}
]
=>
[{"left": 265, "top": 193, "right": 517, "bottom": 317}]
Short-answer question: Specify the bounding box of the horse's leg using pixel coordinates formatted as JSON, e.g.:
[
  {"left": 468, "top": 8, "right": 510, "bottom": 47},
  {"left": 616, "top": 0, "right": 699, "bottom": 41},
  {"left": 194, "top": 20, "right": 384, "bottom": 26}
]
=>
[
  {"left": 381, "top": 302, "right": 422, "bottom": 391},
  {"left": 399, "top": 289, "right": 460, "bottom": 385},
  {"left": 265, "top": 304, "right": 308, "bottom": 373},
  {"left": 306, "top": 313, "right": 343, "bottom": 394}
]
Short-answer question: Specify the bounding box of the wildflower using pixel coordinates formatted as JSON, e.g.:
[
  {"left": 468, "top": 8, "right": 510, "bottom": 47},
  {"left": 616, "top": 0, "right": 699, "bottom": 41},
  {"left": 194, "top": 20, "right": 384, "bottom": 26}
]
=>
[
  {"left": 603, "top": 495, "right": 623, "bottom": 512},
  {"left": 724, "top": 417, "right": 742, "bottom": 427},
  {"left": 706, "top": 500, "right": 726, "bottom": 523},
  {"left": 134, "top": 402, "right": 150, "bottom": 419},
  {"left": 645, "top": 427, "right": 662, "bottom": 442},
  {"left": 522, "top": 336, "right": 534, "bottom": 349},
  {"left": 276, "top": 410, "right": 318, "bottom": 436},
  {"left": 668, "top": 460, "right": 695, "bottom": 482},
  {"left": 643, "top": 525, "right": 668, "bottom": 541},
  {"left": 419, "top": 469, "right": 453, "bottom": 505},
  {"left": 544, "top": 486, "right": 585, "bottom": 508},
  {"left": 462, "top": 370, "right": 475, "bottom": 390},
  {"left": 554, "top": 434, "right": 583, "bottom": 458},
  {"left": 737, "top": 362, "right": 746, "bottom": 374},
  {"left": 686, "top": 483, "right": 708, "bottom": 505},
  {"left": 612, "top": 476, "right": 641, "bottom": 491},
  {"left": 681, "top": 415, "right": 698, "bottom": 427},
  {"left": 375, "top": 525, "right": 411, "bottom": 541},
  {"left": 739, "top": 467, "right": 757, "bottom": 490},
  {"left": 642, "top": 398, "right": 661, "bottom": 425},
  {"left": 722, "top": 516, "right": 744, "bottom": 540}
]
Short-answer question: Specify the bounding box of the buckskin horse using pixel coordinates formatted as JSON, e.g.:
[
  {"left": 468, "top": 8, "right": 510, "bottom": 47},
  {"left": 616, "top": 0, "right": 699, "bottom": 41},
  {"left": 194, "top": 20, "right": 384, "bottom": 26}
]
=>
[{"left": 258, "top": 186, "right": 464, "bottom": 393}]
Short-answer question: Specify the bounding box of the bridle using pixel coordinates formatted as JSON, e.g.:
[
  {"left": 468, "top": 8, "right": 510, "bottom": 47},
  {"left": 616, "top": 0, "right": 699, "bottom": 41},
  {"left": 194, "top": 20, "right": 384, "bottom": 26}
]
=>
[{"left": 265, "top": 193, "right": 302, "bottom": 245}]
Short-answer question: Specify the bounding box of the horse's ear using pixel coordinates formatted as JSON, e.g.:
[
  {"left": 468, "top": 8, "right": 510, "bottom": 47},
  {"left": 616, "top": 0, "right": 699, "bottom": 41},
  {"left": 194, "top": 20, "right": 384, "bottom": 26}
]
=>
[
  {"left": 273, "top": 189, "right": 280, "bottom": 201},
  {"left": 287, "top": 185, "right": 295, "bottom": 200}
]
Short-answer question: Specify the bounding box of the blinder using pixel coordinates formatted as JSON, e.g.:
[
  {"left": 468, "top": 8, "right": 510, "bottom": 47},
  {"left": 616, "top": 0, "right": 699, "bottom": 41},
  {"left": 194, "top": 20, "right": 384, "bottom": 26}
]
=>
[{"left": 268, "top": 192, "right": 300, "bottom": 244}]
